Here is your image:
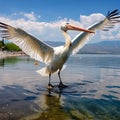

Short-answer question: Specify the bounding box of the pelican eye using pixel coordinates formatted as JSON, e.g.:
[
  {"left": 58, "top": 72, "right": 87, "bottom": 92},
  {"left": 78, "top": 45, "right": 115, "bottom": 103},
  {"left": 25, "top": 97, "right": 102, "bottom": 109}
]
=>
[{"left": 61, "top": 22, "right": 70, "bottom": 31}]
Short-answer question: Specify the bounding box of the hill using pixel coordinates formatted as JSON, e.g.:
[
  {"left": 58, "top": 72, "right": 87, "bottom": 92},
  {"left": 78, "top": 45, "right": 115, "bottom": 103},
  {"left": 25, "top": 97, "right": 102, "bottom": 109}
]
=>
[{"left": 79, "top": 41, "right": 120, "bottom": 54}]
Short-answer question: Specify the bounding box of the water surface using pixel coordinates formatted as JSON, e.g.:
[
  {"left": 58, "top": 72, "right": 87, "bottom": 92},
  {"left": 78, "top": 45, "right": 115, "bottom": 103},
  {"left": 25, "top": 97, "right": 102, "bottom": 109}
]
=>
[{"left": 0, "top": 54, "right": 120, "bottom": 120}]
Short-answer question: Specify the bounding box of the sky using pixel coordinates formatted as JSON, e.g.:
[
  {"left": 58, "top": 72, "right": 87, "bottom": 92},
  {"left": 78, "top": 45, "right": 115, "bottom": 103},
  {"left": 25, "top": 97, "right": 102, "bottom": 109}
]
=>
[{"left": 0, "top": 0, "right": 120, "bottom": 43}]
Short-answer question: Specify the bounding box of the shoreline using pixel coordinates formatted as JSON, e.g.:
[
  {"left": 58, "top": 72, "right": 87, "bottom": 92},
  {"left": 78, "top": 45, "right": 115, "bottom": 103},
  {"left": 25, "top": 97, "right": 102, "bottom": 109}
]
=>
[{"left": 0, "top": 51, "right": 26, "bottom": 59}]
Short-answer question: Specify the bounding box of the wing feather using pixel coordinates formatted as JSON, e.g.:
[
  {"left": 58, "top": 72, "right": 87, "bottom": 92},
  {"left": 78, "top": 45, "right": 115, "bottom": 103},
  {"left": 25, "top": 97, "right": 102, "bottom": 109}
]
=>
[
  {"left": 70, "top": 9, "right": 120, "bottom": 54},
  {"left": 0, "top": 22, "right": 54, "bottom": 64}
]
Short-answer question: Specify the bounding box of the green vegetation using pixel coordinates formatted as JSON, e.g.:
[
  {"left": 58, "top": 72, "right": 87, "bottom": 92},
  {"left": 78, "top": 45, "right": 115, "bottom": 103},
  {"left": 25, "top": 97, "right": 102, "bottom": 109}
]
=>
[
  {"left": 0, "top": 41, "right": 21, "bottom": 51},
  {"left": 4, "top": 43, "right": 21, "bottom": 51},
  {"left": 0, "top": 42, "right": 3, "bottom": 47}
]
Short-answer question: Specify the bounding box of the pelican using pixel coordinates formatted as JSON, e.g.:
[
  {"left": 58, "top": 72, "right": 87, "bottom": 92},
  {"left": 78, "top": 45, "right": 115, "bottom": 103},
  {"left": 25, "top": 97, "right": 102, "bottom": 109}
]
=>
[{"left": 0, "top": 9, "right": 120, "bottom": 89}]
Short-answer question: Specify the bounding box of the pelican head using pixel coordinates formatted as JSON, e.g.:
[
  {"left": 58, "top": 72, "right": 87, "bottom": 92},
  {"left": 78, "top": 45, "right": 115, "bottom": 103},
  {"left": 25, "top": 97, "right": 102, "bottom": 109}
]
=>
[{"left": 61, "top": 22, "right": 94, "bottom": 33}]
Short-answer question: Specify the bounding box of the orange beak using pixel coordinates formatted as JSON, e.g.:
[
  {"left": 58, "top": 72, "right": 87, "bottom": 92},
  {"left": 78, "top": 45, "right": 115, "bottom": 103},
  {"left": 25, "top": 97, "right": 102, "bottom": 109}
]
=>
[{"left": 67, "top": 24, "right": 95, "bottom": 33}]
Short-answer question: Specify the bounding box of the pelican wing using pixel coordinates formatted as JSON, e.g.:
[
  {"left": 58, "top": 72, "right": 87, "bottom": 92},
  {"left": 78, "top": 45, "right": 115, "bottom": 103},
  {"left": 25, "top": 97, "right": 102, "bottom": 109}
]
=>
[
  {"left": 71, "top": 9, "right": 120, "bottom": 54},
  {"left": 0, "top": 22, "right": 54, "bottom": 64}
]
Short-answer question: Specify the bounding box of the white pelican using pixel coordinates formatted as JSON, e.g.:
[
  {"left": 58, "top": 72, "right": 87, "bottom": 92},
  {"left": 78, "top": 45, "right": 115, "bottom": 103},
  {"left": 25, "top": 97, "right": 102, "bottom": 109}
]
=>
[{"left": 0, "top": 9, "right": 120, "bottom": 89}]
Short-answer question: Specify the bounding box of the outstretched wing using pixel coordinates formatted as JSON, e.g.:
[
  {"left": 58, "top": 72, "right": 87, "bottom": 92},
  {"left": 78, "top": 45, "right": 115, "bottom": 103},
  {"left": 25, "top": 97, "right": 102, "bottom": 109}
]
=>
[
  {"left": 0, "top": 22, "right": 54, "bottom": 64},
  {"left": 71, "top": 9, "right": 120, "bottom": 54}
]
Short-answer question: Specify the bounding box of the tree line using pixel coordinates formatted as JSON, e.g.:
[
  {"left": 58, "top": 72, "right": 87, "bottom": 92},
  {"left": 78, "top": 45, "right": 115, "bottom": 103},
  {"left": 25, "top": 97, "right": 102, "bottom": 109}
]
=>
[{"left": 0, "top": 39, "right": 21, "bottom": 51}]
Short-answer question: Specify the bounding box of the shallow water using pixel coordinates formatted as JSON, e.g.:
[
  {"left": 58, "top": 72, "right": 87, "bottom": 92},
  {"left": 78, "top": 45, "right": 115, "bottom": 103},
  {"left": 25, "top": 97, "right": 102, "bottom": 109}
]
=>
[{"left": 0, "top": 54, "right": 120, "bottom": 120}]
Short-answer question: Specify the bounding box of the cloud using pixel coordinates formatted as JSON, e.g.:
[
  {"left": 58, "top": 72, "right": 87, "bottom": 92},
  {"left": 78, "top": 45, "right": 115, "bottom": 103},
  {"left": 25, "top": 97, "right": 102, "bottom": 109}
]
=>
[
  {"left": 80, "top": 13, "right": 105, "bottom": 27},
  {"left": 0, "top": 12, "right": 120, "bottom": 43},
  {"left": 101, "top": 30, "right": 120, "bottom": 40},
  {"left": 23, "top": 12, "right": 38, "bottom": 21}
]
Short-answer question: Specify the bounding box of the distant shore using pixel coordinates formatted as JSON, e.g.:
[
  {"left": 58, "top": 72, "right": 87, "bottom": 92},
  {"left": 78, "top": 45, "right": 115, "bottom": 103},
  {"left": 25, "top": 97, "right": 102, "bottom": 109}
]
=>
[{"left": 0, "top": 51, "right": 26, "bottom": 59}]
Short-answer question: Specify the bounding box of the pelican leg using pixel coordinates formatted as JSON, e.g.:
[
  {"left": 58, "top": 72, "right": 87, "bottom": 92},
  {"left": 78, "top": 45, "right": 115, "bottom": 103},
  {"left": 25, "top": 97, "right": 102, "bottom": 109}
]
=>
[
  {"left": 47, "top": 72, "right": 54, "bottom": 89},
  {"left": 58, "top": 70, "right": 67, "bottom": 88}
]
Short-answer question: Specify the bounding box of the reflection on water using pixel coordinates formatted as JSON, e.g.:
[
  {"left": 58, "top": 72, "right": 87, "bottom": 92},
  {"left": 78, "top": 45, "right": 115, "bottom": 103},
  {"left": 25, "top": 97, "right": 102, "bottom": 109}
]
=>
[
  {"left": 0, "top": 59, "right": 4, "bottom": 67},
  {"left": 29, "top": 91, "right": 71, "bottom": 120},
  {"left": 0, "top": 55, "right": 120, "bottom": 120}
]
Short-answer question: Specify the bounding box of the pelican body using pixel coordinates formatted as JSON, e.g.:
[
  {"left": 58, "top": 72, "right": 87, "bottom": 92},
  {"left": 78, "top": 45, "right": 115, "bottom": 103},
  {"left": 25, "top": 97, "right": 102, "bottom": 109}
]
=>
[{"left": 0, "top": 9, "right": 120, "bottom": 89}]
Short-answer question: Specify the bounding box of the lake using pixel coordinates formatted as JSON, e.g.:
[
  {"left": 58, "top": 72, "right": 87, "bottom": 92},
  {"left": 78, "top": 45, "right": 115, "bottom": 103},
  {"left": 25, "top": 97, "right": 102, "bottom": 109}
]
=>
[{"left": 0, "top": 54, "right": 120, "bottom": 120}]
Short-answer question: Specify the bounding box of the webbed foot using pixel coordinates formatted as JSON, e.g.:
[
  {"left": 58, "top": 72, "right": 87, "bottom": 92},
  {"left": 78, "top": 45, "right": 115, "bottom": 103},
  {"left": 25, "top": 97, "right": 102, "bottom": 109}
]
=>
[
  {"left": 47, "top": 84, "right": 54, "bottom": 90},
  {"left": 58, "top": 82, "right": 68, "bottom": 88}
]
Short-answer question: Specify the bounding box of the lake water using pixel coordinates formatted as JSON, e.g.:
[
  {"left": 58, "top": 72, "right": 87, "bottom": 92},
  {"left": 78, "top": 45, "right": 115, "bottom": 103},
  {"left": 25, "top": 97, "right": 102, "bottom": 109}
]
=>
[{"left": 0, "top": 54, "right": 120, "bottom": 120}]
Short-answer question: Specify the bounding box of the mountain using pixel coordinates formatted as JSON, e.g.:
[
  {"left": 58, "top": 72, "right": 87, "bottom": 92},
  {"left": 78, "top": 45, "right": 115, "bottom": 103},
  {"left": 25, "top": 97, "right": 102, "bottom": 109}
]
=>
[
  {"left": 46, "top": 41, "right": 120, "bottom": 54},
  {"left": 79, "top": 41, "right": 120, "bottom": 54}
]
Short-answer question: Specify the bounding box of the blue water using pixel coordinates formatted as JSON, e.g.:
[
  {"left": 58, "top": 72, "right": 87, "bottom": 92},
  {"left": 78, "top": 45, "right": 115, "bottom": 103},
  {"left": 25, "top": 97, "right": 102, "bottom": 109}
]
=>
[{"left": 0, "top": 54, "right": 120, "bottom": 120}]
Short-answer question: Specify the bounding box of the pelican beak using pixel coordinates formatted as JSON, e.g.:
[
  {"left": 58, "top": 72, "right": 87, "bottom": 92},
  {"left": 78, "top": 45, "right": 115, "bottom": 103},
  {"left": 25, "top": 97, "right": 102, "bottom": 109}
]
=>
[{"left": 67, "top": 24, "right": 95, "bottom": 33}]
